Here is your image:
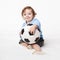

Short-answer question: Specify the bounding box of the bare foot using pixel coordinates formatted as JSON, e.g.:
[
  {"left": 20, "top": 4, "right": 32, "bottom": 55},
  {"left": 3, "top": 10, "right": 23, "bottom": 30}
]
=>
[
  {"left": 21, "top": 43, "right": 28, "bottom": 47},
  {"left": 27, "top": 45, "right": 33, "bottom": 49},
  {"left": 32, "top": 51, "right": 45, "bottom": 55}
]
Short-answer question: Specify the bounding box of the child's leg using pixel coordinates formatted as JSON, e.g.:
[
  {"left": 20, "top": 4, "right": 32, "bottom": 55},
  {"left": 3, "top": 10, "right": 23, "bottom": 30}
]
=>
[
  {"left": 32, "top": 44, "right": 44, "bottom": 54},
  {"left": 21, "top": 42, "right": 28, "bottom": 47},
  {"left": 32, "top": 44, "right": 41, "bottom": 51},
  {"left": 19, "top": 39, "right": 32, "bottom": 49},
  {"left": 19, "top": 39, "right": 28, "bottom": 47}
]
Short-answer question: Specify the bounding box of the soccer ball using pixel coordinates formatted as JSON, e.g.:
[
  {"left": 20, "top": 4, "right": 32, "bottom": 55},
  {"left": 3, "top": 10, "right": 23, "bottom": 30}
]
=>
[{"left": 20, "top": 24, "right": 40, "bottom": 44}]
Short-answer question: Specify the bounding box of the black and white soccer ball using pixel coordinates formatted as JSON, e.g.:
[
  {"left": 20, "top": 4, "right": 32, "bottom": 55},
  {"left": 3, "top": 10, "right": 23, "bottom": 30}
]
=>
[{"left": 20, "top": 24, "right": 40, "bottom": 44}]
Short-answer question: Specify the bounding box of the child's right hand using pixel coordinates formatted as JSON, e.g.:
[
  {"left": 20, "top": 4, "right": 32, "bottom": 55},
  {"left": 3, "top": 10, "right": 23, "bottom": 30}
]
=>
[{"left": 29, "top": 25, "right": 38, "bottom": 34}]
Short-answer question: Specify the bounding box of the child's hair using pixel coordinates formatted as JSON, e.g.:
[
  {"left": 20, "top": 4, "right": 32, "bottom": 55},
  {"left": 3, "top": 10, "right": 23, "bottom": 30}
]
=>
[{"left": 21, "top": 6, "right": 36, "bottom": 17}]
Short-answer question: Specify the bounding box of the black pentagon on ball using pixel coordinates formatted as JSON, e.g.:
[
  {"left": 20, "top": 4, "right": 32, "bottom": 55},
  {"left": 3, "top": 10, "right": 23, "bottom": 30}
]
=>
[
  {"left": 21, "top": 29, "right": 24, "bottom": 35},
  {"left": 27, "top": 24, "right": 33, "bottom": 26},
  {"left": 37, "top": 28, "right": 41, "bottom": 32},
  {"left": 24, "top": 38, "right": 30, "bottom": 42},
  {"left": 35, "top": 37, "right": 40, "bottom": 42}
]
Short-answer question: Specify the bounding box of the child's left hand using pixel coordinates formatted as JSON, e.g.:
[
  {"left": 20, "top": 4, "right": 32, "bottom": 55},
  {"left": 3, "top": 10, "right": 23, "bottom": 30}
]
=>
[{"left": 29, "top": 25, "right": 38, "bottom": 34}]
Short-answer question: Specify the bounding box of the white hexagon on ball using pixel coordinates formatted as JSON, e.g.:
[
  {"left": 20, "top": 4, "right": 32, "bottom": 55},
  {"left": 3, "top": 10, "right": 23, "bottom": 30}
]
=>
[{"left": 20, "top": 24, "right": 40, "bottom": 44}]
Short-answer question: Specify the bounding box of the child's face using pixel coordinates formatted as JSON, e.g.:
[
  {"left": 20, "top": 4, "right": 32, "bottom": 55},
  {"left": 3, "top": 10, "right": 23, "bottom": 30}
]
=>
[{"left": 22, "top": 9, "right": 34, "bottom": 22}]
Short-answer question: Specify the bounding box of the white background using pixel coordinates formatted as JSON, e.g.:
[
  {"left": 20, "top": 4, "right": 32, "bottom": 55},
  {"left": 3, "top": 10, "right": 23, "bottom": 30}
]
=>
[{"left": 0, "top": 0, "right": 60, "bottom": 60}]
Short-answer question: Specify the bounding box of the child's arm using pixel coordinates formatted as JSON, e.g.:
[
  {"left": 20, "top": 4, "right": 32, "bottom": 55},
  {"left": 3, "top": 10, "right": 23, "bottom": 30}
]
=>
[
  {"left": 29, "top": 19, "right": 40, "bottom": 34},
  {"left": 29, "top": 24, "right": 38, "bottom": 34}
]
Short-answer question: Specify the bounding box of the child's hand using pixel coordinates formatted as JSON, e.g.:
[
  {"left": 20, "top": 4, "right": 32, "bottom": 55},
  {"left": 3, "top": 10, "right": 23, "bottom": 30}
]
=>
[{"left": 29, "top": 25, "right": 38, "bottom": 34}]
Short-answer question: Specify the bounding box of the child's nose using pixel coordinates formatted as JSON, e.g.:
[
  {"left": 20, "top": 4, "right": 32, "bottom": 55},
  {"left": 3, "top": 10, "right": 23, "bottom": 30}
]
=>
[{"left": 26, "top": 14, "right": 29, "bottom": 17}]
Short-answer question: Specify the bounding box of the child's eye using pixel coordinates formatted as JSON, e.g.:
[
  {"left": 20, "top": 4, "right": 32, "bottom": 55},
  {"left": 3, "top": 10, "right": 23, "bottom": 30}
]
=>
[
  {"left": 23, "top": 14, "right": 26, "bottom": 16},
  {"left": 28, "top": 13, "right": 31, "bottom": 15}
]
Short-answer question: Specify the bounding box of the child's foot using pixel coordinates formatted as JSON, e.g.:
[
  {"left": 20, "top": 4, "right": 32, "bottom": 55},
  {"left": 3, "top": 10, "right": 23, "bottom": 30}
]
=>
[
  {"left": 27, "top": 45, "right": 33, "bottom": 49},
  {"left": 32, "top": 51, "right": 45, "bottom": 55}
]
